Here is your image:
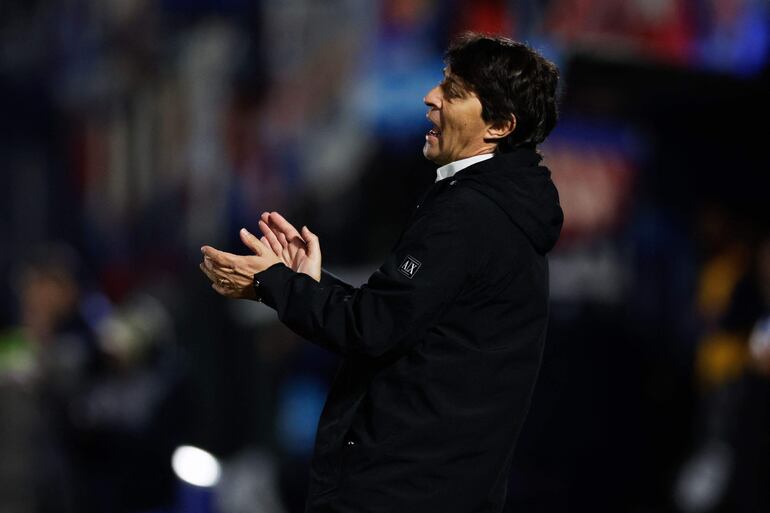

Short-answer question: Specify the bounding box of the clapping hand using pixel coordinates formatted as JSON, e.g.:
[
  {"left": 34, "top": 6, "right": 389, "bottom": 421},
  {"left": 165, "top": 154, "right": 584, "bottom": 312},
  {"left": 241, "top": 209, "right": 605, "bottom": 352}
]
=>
[
  {"left": 200, "top": 228, "right": 282, "bottom": 299},
  {"left": 258, "top": 211, "right": 321, "bottom": 283}
]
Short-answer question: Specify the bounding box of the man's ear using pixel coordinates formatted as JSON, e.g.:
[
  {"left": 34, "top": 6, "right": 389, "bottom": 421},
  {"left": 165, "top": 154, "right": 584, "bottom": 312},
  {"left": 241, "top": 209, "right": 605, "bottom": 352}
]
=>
[{"left": 485, "top": 115, "right": 516, "bottom": 140}]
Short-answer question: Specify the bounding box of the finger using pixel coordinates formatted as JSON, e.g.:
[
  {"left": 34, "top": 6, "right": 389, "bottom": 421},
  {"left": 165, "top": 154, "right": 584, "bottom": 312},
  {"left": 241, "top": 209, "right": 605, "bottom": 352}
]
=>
[
  {"left": 301, "top": 225, "right": 321, "bottom": 258},
  {"left": 204, "top": 256, "right": 223, "bottom": 273},
  {"left": 260, "top": 235, "right": 282, "bottom": 261},
  {"left": 199, "top": 262, "right": 215, "bottom": 283},
  {"left": 205, "top": 255, "right": 233, "bottom": 271},
  {"left": 211, "top": 282, "right": 230, "bottom": 297},
  {"left": 282, "top": 232, "right": 300, "bottom": 260},
  {"left": 239, "top": 228, "right": 263, "bottom": 256},
  {"left": 201, "top": 245, "right": 233, "bottom": 267},
  {"left": 259, "top": 220, "right": 285, "bottom": 254},
  {"left": 268, "top": 211, "right": 302, "bottom": 240},
  {"left": 277, "top": 231, "right": 289, "bottom": 249},
  {"left": 287, "top": 236, "right": 307, "bottom": 263},
  {"left": 261, "top": 212, "right": 278, "bottom": 240},
  {"left": 201, "top": 263, "right": 234, "bottom": 290},
  {"left": 202, "top": 258, "right": 223, "bottom": 277},
  {"left": 204, "top": 257, "right": 236, "bottom": 281},
  {"left": 206, "top": 262, "right": 236, "bottom": 286}
]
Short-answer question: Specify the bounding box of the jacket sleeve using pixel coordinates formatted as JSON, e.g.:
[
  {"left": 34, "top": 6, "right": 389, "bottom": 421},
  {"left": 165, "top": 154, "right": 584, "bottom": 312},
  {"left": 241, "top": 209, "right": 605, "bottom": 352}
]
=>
[
  {"left": 319, "top": 269, "right": 354, "bottom": 292},
  {"left": 254, "top": 196, "right": 476, "bottom": 357}
]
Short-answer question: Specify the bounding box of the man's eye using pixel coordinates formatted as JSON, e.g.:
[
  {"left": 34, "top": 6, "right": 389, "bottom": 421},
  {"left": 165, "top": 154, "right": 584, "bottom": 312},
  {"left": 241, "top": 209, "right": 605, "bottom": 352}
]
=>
[{"left": 442, "top": 81, "right": 460, "bottom": 99}]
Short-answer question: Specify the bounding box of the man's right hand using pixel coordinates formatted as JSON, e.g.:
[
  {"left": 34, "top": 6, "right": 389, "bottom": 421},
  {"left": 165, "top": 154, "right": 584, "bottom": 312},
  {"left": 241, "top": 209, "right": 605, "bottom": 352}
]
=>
[{"left": 259, "top": 211, "right": 322, "bottom": 282}]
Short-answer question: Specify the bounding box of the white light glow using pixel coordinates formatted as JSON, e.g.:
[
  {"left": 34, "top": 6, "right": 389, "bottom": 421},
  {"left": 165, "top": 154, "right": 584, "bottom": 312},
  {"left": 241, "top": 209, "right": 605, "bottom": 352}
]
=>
[{"left": 171, "top": 445, "right": 221, "bottom": 487}]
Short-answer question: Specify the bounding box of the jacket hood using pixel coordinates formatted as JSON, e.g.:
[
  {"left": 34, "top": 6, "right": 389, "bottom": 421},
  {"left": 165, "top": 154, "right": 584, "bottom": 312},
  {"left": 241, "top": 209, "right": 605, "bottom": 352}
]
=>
[{"left": 454, "top": 148, "right": 563, "bottom": 254}]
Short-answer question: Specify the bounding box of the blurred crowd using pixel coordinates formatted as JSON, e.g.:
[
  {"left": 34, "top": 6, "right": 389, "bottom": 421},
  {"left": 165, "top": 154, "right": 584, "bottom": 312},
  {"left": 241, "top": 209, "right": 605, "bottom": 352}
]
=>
[{"left": 1, "top": 0, "right": 769, "bottom": 512}]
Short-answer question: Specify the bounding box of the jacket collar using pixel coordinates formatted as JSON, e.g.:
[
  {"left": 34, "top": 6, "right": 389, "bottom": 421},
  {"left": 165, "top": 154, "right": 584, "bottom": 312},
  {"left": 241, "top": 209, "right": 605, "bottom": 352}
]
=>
[
  {"left": 455, "top": 148, "right": 543, "bottom": 179},
  {"left": 435, "top": 153, "right": 495, "bottom": 182}
]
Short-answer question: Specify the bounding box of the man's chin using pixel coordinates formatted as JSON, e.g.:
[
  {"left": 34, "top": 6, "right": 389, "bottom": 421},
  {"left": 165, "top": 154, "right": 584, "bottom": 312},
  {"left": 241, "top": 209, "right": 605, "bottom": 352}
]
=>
[{"left": 422, "top": 144, "right": 442, "bottom": 164}]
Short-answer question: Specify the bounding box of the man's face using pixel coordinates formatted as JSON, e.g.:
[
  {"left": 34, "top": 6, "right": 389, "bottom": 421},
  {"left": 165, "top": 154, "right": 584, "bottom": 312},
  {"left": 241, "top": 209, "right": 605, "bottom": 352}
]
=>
[{"left": 422, "top": 68, "right": 493, "bottom": 166}]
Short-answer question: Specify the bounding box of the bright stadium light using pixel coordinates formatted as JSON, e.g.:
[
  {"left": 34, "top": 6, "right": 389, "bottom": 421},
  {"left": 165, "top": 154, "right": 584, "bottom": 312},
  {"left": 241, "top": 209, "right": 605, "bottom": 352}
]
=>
[{"left": 171, "top": 445, "right": 222, "bottom": 487}]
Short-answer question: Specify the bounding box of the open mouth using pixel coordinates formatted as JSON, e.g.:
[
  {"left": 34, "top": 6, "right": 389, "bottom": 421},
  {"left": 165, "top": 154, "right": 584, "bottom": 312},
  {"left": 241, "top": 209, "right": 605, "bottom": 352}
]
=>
[{"left": 427, "top": 127, "right": 441, "bottom": 138}]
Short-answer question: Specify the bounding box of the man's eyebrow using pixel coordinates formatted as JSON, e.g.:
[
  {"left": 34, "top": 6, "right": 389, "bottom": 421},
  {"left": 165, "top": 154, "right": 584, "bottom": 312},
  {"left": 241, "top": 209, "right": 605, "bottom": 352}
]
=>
[{"left": 443, "top": 75, "right": 462, "bottom": 89}]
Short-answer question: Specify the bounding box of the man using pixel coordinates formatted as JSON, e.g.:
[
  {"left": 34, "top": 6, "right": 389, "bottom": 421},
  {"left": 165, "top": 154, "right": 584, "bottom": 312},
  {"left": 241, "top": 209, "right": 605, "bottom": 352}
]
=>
[{"left": 200, "top": 33, "right": 563, "bottom": 512}]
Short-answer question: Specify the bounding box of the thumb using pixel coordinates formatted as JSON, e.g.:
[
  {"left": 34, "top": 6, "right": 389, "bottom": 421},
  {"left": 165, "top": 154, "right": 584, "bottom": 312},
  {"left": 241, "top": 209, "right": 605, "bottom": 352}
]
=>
[
  {"left": 301, "top": 226, "right": 320, "bottom": 257},
  {"left": 240, "top": 228, "right": 262, "bottom": 255}
]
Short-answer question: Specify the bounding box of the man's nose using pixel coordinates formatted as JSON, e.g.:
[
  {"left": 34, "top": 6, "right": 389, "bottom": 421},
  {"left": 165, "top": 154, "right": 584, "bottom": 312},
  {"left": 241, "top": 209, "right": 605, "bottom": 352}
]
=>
[{"left": 423, "top": 85, "right": 441, "bottom": 108}]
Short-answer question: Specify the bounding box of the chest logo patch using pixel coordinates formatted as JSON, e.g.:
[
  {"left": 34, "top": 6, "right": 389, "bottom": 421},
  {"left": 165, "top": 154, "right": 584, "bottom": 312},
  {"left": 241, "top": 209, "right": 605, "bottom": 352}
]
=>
[{"left": 398, "top": 255, "right": 422, "bottom": 279}]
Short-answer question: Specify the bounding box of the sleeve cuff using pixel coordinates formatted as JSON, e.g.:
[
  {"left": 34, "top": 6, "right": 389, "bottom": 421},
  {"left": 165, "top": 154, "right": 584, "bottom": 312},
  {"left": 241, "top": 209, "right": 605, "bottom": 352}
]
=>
[{"left": 253, "top": 263, "right": 293, "bottom": 308}]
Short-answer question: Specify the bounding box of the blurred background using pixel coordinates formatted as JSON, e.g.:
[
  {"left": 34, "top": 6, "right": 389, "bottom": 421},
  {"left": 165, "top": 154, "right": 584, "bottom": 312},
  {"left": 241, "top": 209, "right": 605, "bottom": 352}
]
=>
[{"left": 2, "top": 0, "right": 770, "bottom": 512}]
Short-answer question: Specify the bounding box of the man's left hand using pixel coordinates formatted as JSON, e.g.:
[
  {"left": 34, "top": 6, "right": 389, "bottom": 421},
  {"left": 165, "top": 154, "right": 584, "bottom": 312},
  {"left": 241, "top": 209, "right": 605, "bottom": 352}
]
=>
[{"left": 200, "top": 228, "right": 283, "bottom": 299}]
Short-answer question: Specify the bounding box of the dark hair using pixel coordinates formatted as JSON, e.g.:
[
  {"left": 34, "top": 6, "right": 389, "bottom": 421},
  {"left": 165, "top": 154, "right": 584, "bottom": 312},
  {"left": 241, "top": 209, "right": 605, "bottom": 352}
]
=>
[{"left": 445, "top": 33, "right": 559, "bottom": 151}]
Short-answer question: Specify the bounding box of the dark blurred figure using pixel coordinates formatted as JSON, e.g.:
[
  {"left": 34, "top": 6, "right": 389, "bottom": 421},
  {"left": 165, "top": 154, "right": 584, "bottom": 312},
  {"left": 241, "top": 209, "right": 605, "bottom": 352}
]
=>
[
  {"left": 0, "top": 244, "right": 92, "bottom": 513},
  {"left": 729, "top": 235, "right": 770, "bottom": 513},
  {"left": 0, "top": 244, "right": 187, "bottom": 513},
  {"left": 71, "top": 292, "right": 188, "bottom": 513},
  {"left": 675, "top": 216, "right": 770, "bottom": 513}
]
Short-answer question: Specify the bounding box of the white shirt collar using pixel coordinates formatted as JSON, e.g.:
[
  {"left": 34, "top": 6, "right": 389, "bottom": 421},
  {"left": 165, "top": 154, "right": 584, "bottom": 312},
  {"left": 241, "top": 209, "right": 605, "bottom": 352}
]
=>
[{"left": 435, "top": 153, "right": 495, "bottom": 182}]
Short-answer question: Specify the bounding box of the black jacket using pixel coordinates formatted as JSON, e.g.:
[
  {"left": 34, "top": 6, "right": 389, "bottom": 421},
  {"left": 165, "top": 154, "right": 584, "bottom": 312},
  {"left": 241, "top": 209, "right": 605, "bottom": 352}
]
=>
[{"left": 255, "top": 148, "right": 563, "bottom": 513}]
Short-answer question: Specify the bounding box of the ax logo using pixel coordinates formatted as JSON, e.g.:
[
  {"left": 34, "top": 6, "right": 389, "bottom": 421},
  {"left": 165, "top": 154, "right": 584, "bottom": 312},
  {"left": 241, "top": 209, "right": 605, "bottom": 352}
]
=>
[{"left": 398, "top": 255, "right": 422, "bottom": 279}]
